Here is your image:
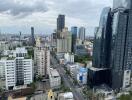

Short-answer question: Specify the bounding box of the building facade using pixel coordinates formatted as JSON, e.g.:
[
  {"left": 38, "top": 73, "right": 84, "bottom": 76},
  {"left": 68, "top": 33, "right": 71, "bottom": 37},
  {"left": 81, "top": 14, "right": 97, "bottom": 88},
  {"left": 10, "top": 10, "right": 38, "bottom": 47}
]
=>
[
  {"left": 92, "top": 7, "right": 112, "bottom": 68},
  {"left": 57, "top": 14, "right": 65, "bottom": 37},
  {"left": 34, "top": 47, "right": 50, "bottom": 77},
  {"left": 49, "top": 68, "right": 61, "bottom": 89},
  {"left": 92, "top": 1, "right": 132, "bottom": 90},
  {"left": 0, "top": 47, "right": 33, "bottom": 90},
  {"left": 31, "top": 27, "right": 35, "bottom": 46},
  {"left": 77, "top": 68, "right": 87, "bottom": 85},
  {"left": 0, "top": 60, "right": 5, "bottom": 79},
  {"left": 58, "top": 92, "right": 74, "bottom": 100},
  {"left": 64, "top": 53, "right": 74, "bottom": 63},
  {"left": 110, "top": 9, "right": 132, "bottom": 89},
  {"left": 71, "top": 26, "right": 78, "bottom": 53},
  {"left": 78, "top": 27, "right": 85, "bottom": 41},
  {"left": 57, "top": 28, "right": 72, "bottom": 53}
]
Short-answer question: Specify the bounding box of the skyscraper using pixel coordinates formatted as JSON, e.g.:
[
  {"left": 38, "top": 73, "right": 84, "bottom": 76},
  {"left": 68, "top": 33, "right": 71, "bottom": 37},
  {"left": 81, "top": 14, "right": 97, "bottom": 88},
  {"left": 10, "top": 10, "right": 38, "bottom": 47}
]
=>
[
  {"left": 78, "top": 27, "right": 85, "bottom": 41},
  {"left": 31, "top": 27, "right": 35, "bottom": 46},
  {"left": 34, "top": 47, "right": 50, "bottom": 77},
  {"left": 57, "top": 28, "right": 72, "bottom": 53},
  {"left": 92, "top": 0, "right": 132, "bottom": 90},
  {"left": 93, "top": 7, "right": 112, "bottom": 69},
  {"left": 71, "top": 26, "right": 78, "bottom": 52},
  {"left": 90, "top": 7, "right": 112, "bottom": 88},
  {"left": 110, "top": 9, "right": 132, "bottom": 89},
  {"left": 57, "top": 15, "right": 65, "bottom": 34}
]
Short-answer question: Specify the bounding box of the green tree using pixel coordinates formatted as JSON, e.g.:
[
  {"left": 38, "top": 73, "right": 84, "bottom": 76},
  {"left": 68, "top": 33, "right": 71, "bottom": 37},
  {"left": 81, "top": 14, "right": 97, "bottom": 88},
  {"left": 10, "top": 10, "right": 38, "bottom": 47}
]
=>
[
  {"left": 28, "top": 82, "right": 36, "bottom": 92},
  {"left": 27, "top": 48, "right": 34, "bottom": 58},
  {"left": 118, "top": 94, "right": 132, "bottom": 100}
]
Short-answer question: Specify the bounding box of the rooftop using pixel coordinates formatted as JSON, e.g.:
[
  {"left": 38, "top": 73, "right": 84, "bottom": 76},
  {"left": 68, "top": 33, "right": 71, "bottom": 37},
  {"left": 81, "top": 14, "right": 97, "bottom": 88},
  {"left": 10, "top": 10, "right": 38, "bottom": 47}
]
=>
[
  {"left": 88, "top": 66, "right": 109, "bottom": 71},
  {"left": 0, "top": 57, "right": 15, "bottom": 60},
  {"left": 59, "top": 92, "right": 74, "bottom": 99},
  {"left": 50, "top": 68, "right": 60, "bottom": 77}
]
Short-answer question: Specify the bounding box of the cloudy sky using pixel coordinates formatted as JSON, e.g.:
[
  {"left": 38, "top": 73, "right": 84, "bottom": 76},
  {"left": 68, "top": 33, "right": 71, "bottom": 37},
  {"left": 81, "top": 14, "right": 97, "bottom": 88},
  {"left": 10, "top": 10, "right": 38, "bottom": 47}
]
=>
[{"left": 0, "top": 0, "right": 112, "bottom": 36}]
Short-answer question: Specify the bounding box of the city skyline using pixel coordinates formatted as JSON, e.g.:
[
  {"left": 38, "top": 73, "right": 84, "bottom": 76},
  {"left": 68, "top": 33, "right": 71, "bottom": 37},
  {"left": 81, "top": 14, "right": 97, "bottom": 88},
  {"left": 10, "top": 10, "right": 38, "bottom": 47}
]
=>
[
  {"left": 0, "top": 0, "right": 112, "bottom": 36},
  {"left": 0, "top": 0, "right": 132, "bottom": 99}
]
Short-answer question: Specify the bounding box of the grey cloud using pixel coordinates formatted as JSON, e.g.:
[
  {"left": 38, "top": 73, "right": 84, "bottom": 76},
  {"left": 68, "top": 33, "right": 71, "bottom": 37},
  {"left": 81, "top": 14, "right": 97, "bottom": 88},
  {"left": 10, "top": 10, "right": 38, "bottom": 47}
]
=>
[
  {"left": 0, "top": 0, "right": 113, "bottom": 35},
  {"left": 0, "top": 0, "right": 48, "bottom": 18},
  {"left": 49, "top": 0, "right": 112, "bottom": 26}
]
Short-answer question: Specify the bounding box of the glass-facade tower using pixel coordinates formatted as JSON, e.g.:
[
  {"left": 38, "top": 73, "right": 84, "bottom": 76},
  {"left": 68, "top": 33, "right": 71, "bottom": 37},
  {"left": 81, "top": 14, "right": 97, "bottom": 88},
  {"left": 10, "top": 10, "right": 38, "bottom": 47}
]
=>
[
  {"left": 71, "top": 26, "right": 78, "bottom": 53},
  {"left": 92, "top": 0, "right": 132, "bottom": 90},
  {"left": 78, "top": 27, "right": 85, "bottom": 41},
  {"left": 31, "top": 27, "right": 35, "bottom": 46},
  {"left": 93, "top": 7, "right": 112, "bottom": 69},
  {"left": 57, "top": 15, "right": 65, "bottom": 32},
  {"left": 111, "top": 9, "right": 132, "bottom": 89}
]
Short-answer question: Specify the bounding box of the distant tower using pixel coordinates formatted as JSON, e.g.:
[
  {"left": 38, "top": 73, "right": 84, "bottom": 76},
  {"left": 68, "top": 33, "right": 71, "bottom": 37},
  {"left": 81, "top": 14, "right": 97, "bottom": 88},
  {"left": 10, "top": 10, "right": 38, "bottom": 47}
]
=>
[
  {"left": 71, "top": 26, "right": 78, "bottom": 53},
  {"left": 57, "top": 14, "right": 65, "bottom": 38},
  {"left": 78, "top": 27, "right": 85, "bottom": 41},
  {"left": 31, "top": 27, "right": 35, "bottom": 46},
  {"left": 36, "top": 37, "right": 41, "bottom": 47},
  {"left": 0, "top": 29, "right": 1, "bottom": 41},
  {"left": 19, "top": 31, "right": 22, "bottom": 46}
]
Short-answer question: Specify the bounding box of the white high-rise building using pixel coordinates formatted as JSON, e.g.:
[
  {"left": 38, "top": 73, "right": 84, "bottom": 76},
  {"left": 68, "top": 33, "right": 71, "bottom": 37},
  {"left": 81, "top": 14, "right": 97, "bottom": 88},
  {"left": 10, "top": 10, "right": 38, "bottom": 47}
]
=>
[
  {"left": 35, "top": 37, "right": 41, "bottom": 47},
  {"left": 0, "top": 59, "right": 6, "bottom": 79},
  {"left": 0, "top": 47, "right": 33, "bottom": 90},
  {"left": 34, "top": 47, "right": 50, "bottom": 77}
]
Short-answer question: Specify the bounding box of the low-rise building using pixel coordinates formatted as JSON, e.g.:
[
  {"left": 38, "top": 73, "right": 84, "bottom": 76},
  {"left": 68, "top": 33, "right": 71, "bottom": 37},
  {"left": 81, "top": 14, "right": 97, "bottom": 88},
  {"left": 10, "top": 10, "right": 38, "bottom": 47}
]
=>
[
  {"left": 8, "top": 96, "right": 27, "bottom": 100},
  {"left": 49, "top": 68, "right": 61, "bottom": 89},
  {"left": 66, "top": 63, "right": 80, "bottom": 78},
  {"left": 77, "top": 68, "right": 87, "bottom": 85},
  {"left": 58, "top": 92, "right": 74, "bottom": 100},
  {"left": 94, "top": 85, "right": 115, "bottom": 100},
  {"left": 87, "top": 67, "right": 111, "bottom": 88},
  {"left": 64, "top": 53, "right": 74, "bottom": 63}
]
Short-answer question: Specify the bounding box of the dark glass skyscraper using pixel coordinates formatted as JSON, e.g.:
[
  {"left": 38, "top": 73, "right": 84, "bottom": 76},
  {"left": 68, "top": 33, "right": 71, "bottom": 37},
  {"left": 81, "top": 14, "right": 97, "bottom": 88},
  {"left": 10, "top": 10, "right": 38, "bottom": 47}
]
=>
[
  {"left": 110, "top": 9, "right": 132, "bottom": 90},
  {"left": 71, "top": 26, "right": 77, "bottom": 52},
  {"left": 93, "top": 7, "right": 112, "bottom": 69},
  {"left": 31, "top": 27, "right": 35, "bottom": 46},
  {"left": 57, "top": 15, "right": 65, "bottom": 33},
  {"left": 92, "top": 0, "right": 132, "bottom": 90}
]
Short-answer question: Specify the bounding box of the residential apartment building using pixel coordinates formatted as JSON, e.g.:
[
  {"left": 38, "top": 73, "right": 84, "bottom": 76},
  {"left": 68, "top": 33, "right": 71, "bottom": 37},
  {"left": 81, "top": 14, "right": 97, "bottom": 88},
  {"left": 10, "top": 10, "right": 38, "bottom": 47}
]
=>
[
  {"left": 0, "top": 47, "right": 33, "bottom": 90},
  {"left": 57, "top": 28, "right": 72, "bottom": 53},
  {"left": 34, "top": 47, "right": 50, "bottom": 77}
]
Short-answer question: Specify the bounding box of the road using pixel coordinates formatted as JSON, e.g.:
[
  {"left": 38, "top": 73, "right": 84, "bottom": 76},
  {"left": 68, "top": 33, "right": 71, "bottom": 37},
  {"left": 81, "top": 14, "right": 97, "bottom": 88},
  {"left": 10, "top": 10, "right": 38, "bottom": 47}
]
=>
[{"left": 50, "top": 55, "right": 85, "bottom": 100}]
